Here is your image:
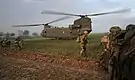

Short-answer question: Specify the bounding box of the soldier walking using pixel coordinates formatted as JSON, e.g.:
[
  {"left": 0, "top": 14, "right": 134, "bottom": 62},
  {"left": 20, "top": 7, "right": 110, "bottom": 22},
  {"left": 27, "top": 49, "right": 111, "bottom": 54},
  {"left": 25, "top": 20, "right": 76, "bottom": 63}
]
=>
[{"left": 79, "top": 31, "right": 89, "bottom": 57}]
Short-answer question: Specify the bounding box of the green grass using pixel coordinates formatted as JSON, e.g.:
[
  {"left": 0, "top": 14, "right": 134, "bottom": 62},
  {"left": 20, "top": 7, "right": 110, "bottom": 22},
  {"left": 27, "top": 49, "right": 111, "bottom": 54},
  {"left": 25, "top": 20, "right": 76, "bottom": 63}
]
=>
[{"left": 22, "top": 33, "right": 105, "bottom": 59}]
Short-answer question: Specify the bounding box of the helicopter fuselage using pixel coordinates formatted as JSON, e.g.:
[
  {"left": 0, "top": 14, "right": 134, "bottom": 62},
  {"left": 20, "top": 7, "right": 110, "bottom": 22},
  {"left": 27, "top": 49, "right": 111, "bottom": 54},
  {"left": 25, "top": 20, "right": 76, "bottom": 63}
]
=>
[
  {"left": 41, "top": 17, "right": 92, "bottom": 39},
  {"left": 41, "top": 27, "right": 76, "bottom": 39}
]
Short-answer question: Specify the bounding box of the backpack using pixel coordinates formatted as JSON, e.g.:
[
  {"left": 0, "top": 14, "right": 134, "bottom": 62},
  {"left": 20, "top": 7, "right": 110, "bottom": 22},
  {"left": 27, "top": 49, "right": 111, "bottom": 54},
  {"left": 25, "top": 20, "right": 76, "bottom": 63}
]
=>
[{"left": 108, "top": 26, "right": 122, "bottom": 46}]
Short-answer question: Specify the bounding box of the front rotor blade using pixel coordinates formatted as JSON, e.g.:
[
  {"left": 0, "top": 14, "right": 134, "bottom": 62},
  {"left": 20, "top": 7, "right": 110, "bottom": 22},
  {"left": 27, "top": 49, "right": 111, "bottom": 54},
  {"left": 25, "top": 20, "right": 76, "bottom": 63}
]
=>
[
  {"left": 46, "top": 16, "right": 72, "bottom": 24},
  {"left": 41, "top": 10, "right": 80, "bottom": 17},
  {"left": 88, "top": 8, "right": 131, "bottom": 16},
  {"left": 12, "top": 24, "right": 44, "bottom": 27}
]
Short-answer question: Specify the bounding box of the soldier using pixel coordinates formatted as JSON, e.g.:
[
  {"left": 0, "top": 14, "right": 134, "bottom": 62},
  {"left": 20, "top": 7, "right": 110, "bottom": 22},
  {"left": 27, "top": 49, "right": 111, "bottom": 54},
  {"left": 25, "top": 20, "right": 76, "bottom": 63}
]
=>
[
  {"left": 101, "top": 32, "right": 109, "bottom": 51},
  {"left": 79, "top": 30, "right": 89, "bottom": 57},
  {"left": 2, "top": 38, "right": 8, "bottom": 47},
  {"left": 106, "top": 24, "right": 135, "bottom": 80},
  {"left": 99, "top": 33, "right": 110, "bottom": 71},
  {"left": 118, "top": 24, "right": 135, "bottom": 80},
  {"left": 107, "top": 26, "right": 123, "bottom": 80},
  {"left": 0, "top": 39, "right": 4, "bottom": 47},
  {"left": 14, "top": 36, "right": 23, "bottom": 50},
  {"left": 15, "top": 36, "right": 22, "bottom": 41}
]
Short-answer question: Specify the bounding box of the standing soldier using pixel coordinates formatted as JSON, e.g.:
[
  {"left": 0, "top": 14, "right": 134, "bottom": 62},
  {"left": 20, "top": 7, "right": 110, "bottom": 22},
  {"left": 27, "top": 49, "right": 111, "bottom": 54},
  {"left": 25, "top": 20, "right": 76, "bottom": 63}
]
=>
[
  {"left": 79, "top": 30, "right": 89, "bottom": 57},
  {"left": 118, "top": 24, "right": 135, "bottom": 80},
  {"left": 101, "top": 32, "right": 109, "bottom": 51},
  {"left": 99, "top": 33, "right": 110, "bottom": 70},
  {"left": 107, "top": 26, "right": 123, "bottom": 80}
]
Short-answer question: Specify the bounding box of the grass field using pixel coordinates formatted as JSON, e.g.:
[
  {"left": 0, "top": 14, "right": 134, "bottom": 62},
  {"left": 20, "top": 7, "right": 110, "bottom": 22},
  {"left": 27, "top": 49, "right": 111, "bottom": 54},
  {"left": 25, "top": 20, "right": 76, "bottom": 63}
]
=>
[
  {"left": 22, "top": 33, "right": 105, "bottom": 59},
  {"left": 0, "top": 33, "right": 105, "bottom": 80}
]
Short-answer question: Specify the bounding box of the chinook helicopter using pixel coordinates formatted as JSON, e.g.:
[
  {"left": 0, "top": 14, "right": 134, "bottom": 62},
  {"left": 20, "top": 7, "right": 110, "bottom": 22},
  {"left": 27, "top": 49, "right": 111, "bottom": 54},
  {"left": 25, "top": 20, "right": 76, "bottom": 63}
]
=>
[
  {"left": 12, "top": 8, "right": 131, "bottom": 39},
  {"left": 12, "top": 16, "right": 72, "bottom": 39}
]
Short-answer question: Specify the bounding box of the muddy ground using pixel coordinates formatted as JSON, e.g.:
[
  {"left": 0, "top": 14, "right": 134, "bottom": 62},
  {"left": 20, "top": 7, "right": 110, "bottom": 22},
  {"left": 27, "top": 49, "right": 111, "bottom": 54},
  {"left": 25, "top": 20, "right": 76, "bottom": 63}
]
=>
[{"left": 0, "top": 48, "right": 105, "bottom": 80}]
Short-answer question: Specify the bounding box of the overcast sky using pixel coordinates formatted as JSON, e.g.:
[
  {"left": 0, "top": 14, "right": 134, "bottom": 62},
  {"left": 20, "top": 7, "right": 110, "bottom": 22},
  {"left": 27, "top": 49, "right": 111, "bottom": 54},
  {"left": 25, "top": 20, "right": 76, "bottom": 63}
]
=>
[{"left": 0, "top": 0, "right": 135, "bottom": 34}]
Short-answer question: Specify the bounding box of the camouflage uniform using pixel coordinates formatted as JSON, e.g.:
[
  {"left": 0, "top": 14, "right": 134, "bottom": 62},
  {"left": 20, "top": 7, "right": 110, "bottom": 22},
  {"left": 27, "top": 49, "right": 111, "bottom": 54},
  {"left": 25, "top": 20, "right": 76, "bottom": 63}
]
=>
[
  {"left": 79, "top": 31, "right": 88, "bottom": 57},
  {"left": 119, "top": 24, "right": 135, "bottom": 80},
  {"left": 99, "top": 33, "right": 110, "bottom": 71},
  {"left": 2, "top": 38, "right": 8, "bottom": 47},
  {"left": 14, "top": 37, "right": 23, "bottom": 50},
  {"left": 101, "top": 33, "right": 109, "bottom": 51},
  {"left": 0, "top": 39, "right": 4, "bottom": 47},
  {"left": 106, "top": 24, "right": 135, "bottom": 80},
  {"left": 107, "top": 26, "right": 123, "bottom": 80}
]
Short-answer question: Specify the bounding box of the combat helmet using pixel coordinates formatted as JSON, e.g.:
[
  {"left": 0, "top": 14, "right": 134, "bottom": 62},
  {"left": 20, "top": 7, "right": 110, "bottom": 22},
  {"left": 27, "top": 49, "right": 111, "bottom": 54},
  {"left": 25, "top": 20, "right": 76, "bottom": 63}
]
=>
[
  {"left": 84, "top": 31, "right": 88, "bottom": 34},
  {"left": 109, "top": 26, "right": 121, "bottom": 32},
  {"left": 126, "top": 24, "right": 135, "bottom": 31},
  {"left": 104, "top": 32, "right": 109, "bottom": 36}
]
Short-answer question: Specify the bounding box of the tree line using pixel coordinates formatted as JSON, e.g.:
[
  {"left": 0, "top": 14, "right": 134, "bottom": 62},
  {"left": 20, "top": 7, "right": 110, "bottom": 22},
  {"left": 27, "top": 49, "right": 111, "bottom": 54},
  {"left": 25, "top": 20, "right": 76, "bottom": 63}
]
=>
[{"left": 0, "top": 30, "right": 39, "bottom": 38}]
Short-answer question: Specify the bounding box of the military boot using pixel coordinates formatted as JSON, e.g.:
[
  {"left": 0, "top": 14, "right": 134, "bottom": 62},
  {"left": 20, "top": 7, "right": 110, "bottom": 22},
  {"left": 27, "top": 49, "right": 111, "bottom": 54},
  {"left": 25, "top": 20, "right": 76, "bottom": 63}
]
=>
[{"left": 80, "top": 50, "right": 87, "bottom": 57}]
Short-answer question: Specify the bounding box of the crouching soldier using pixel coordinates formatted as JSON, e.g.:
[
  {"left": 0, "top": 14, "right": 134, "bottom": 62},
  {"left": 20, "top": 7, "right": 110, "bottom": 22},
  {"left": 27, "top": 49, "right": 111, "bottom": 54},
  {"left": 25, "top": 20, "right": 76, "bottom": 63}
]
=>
[
  {"left": 2, "top": 38, "right": 8, "bottom": 47},
  {"left": 14, "top": 36, "right": 23, "bottom": 50},
  {"left": 0, "top": 39, "right": 4, "bottom": 47}
]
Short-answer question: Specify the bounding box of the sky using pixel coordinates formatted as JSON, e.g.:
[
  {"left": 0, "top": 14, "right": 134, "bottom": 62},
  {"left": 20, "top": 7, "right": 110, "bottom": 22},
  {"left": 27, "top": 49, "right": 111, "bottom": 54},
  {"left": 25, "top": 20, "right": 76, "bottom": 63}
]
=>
[{"left": 0, "top": 0, "right": 135, "bottom": 34}]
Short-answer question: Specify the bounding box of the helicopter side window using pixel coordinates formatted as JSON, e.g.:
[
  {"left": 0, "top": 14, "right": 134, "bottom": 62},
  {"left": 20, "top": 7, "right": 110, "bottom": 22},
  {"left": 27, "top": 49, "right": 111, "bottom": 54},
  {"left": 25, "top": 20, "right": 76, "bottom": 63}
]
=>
[
  {"left": 75, "top": 25, "right": 81, "bottom": 28},
  {"left": 77, "top": 25, "right": 80, "bottom": 27}
]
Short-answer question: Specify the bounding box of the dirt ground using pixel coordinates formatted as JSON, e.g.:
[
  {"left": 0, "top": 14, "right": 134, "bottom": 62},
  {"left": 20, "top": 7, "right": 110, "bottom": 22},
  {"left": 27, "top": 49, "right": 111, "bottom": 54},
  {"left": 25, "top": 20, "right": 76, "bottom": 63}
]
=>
[{"left": 0, "top": 48, "right": 105, "bottom": 80}]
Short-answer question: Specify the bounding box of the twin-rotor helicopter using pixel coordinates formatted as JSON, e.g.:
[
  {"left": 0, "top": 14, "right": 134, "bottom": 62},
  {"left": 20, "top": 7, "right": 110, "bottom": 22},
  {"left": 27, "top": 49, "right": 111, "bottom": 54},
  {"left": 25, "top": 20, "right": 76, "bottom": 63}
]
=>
[{"left": 12, "top": 8, "right": 131, "bottom": 39}]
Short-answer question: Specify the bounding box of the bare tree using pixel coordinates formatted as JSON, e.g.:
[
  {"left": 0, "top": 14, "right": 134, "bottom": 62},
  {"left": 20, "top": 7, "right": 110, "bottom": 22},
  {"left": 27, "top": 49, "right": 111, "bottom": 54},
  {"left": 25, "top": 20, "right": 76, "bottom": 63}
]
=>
[
  {"left": 0, "top": 32, "right": 4, "bottom": 37},
  {"left": 11, "top": 33, "right": 15, "bottom": 37},
  {"left": 23, "top": 30, "right": 30, "bottom": 36}
]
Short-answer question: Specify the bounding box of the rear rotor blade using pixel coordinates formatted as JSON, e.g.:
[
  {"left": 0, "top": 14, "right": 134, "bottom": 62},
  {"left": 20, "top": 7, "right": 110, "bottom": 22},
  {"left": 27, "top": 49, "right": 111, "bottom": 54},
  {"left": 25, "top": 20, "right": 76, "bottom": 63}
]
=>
[
  {"left": 46, "top": 16, "right": 72, "bottom": 25},
  {"left": 41, "top": 10, "right": 80, "bottom": 17},
  {"left": 12, "top": 24, "right": 44, "bottom": 27},
  {"left": 87, "top": 8, "right": 131, "bottom": 16}
]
